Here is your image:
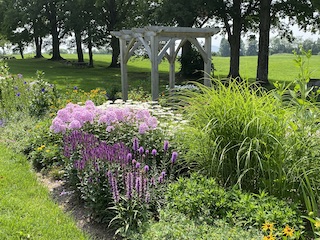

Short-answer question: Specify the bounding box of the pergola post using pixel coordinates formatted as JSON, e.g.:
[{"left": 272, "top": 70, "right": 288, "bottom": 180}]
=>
[
  {"left": 119, "top": 38, "right": 129, "bottom": 101},
  {"left": 204, "top": 36, "right": 212, "bottom": 87},
  {"left": 169, "top": 41, "right": 175, "bottom": 89},
  {"left": 150, "top": 35, "right": 159, "bottom": 101}
]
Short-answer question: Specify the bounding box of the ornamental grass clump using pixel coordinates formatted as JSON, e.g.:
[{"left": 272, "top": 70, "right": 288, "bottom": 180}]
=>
[{"left": 179, "top": 79, "right": 288, "bottom": 194}]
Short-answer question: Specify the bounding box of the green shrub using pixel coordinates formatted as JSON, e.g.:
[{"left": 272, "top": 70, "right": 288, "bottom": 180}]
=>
[
  {"left": 131, "top": 209, "right": 263, "bottom": 240},
  {"left": 165, "top": 174, "right": 303, "bottom": 236}
]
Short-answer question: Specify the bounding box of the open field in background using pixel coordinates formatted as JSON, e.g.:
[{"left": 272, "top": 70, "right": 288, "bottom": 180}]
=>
[{"left": 5, "top": 53, "right": 320, "bottom": 93}]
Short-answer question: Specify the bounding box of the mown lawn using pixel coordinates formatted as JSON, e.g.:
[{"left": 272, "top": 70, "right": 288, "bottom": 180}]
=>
[
  {"left": 5, "top": 53, "right": 320, "bottom": 93},
  {"left": 0, "top": 143, "right": 90, "bottom": 240}
]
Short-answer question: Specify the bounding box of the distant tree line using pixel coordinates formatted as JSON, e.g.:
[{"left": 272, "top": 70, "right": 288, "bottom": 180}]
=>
[
  {"left": 0, "top": 0, "right": 319, "bottom": 83},
  {"left": 219, "top": 37, "right": 320, "bottom": 57}
]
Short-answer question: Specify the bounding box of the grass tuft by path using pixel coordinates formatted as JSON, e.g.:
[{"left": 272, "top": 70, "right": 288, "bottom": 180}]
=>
[{"left": 0, "top": 143, "right": 90, "bottom": 240}]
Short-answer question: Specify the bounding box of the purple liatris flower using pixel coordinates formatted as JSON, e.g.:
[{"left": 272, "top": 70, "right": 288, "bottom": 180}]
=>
[
  {"left": 171, "top": 151, "right": 178, "bottom": 164},
  {"left": 112, "top": 176, "right": 120, "bottom": 203},
  {"left": 145, "top": 149, "right": 149, "bottom": 155},
  {"left": 136, "top": 162, "right": 141, "bottom": 168},
  {"left": 132, "top": 137, "right": 139, "bottom": 151},
  {"left": 126, "top": 172, "right": 134, "bottom": 200},
  {"left": 145, "top": 191, "right": 150, "bottom": 203},
  {"left": 158, "top": 171, "right": 166, "bottom": 183},
  {"left": 127, "top": 153, "right": 133, "bottom": 162},
  {"left": 151, "top": 149, "right": 157, "bottom": 156},
  {"left": 144, "top": 165, "right": 149, "bottom": 172},
  {"left": 135, "top": 176, "right": 142, "bottom": 197},
  {"left": 132, "top": 159, "right": 137, "bottom": 165},
  {"left": 164, "top": 140, "right": 169, "bottom": 152},
  {"left": 139, "top": 146, "right": 144, "bottom": 155}
]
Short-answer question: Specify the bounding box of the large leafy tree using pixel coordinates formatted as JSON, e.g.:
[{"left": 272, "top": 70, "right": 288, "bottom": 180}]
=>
[
  {"left": 42, "top": 0, "right": 68, "bottom": 60},
  {"left": 156, "top": 0, "right": 213, "bottom": 77},
  {"left": 256, "top": 0, "right": 318, "bottom": 84},
  {"left": 0, "top": 0, "right": 33, "bottom": 58},
  {"left": 207, "top": 0, "right": 260, "bottom": 79},
  {"left": 96, "top": 0, "right": 152, "bottom": 68}
]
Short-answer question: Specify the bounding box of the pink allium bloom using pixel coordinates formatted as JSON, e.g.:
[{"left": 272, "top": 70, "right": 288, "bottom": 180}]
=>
[
  {"left": 73, "top": 109, "right": 94, "bottom": 124},
  {"left": 69, "top": 120, "right": 82, "bottom": 129},
  {"left": 139, "top": 122, "right": 149, "bottom": 134},
  {"left": 56, "top": 108, "right": 72, "bottom": 122},
  {"left": 147, "top": 116, "right": 158, "bottom": 129},
  {"left": 136, "top": 109, "right": 151, "bottom": 120},
  {"left": 106, "top": 125, "right": 115, "bottom": 132},
  {"left": 50, "top": 118, "right": 67, "bottom": 133},
  {"left": 98, "top": 111, "right": 118, "bottom": 125}
]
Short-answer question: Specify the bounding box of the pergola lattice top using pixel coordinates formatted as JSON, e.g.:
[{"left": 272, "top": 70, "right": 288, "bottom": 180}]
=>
[{"left": 111, "top": 26, "right": 220, "bottom": 101}]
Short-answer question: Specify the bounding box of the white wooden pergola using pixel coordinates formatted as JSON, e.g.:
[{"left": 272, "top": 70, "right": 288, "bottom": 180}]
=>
[{"left": 111, "top": 26, "right": 220, "bottom": 101}]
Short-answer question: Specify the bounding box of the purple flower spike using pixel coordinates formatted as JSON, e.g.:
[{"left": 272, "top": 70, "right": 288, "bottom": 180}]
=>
[
  {"left": 151, "top": 149, "right": 157, "bottom": 156},
  {"left": 132, "top": 159, "right": 137, "bottom": 165},
  {"left": 164, "top": 140, "right": 169, "bottom": 152},
  {"left": 171, "top": 151, "right": 178, "bottom": 164},
  {"left": 145, "top": 149, "right": 149, "bottom": 155},
  {"left": 133, "top": 137, "right": 139, "bottom": 151},
  {"left": 136, "top": 162, "right": 141, "bottom": 168},
  {"left": 127, "top": 153, "right": 133, "bottom": 162},
  {"left": 144, "top": 165, "right": 149, "bottom": 172},
  {"left": 139, "top": 146, "right": 144, "bottom": 155}
]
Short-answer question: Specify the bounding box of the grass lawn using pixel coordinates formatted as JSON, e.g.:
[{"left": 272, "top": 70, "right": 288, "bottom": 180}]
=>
[
  {"left": 5, "top": 53, "right": 320, "bottom": 93},
  {"left": 0, "top": 143, "right": 90, "bottom": 240}
]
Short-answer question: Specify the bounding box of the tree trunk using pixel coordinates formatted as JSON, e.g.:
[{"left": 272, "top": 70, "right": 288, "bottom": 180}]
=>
[
  {"left": 180, "top": 41, "right": 192, "bottom": 76},
  {"left": 88, "top": 30, "right": 93, "bottom": 67},
  {"left": 227, "top": 0, "right": 241, "bottom": 79},
  {"left": 48, "top": 2, "right": 63, "bottom": 61},
  {"left": 75, "top": 30, "right": 84, "bottom": 62},
  {"left": 109, "top": 36, "right": 120, "bottom": 68},
  {"left": 18, "top": 43, "right": 24, "bottom": 59},
  {"left": 256, "top": 0, "right": 271, "bottom": 85},
  {"left": 34, "top": 37, "right": 43, "bottom": 58}
]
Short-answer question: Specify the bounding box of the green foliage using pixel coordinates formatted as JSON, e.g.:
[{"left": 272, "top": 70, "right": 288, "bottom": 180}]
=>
[
  {"left": 165, "top": 174, "right": 302, "bottom": 233},
  {"left": 26, "top": 119, "right": 63, "bottom": 171},
  {"left": 28, "top": 71, "right": 59, "bottom": 117},
  {"left": 109, "top": 196, "right": 150, "bottom": 237},
  {"left": 0, "top": 63, "right": 30, "bottom": 118},
  {"left": 131, "top": 209, "right": 263, "bottom": 240},
  {"left": 179, "top": 79, "right": 287, "bottom": 193}
]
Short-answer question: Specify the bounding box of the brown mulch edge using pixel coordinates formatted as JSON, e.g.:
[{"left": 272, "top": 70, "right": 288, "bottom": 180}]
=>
[{"left": 36, "top": 173, "right": 116, "bottom": 240}]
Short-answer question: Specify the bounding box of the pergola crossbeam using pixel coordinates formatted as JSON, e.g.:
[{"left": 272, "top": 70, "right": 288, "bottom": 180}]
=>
[{"left": 111, "top": 26, "right": 220, "bottom": 101}]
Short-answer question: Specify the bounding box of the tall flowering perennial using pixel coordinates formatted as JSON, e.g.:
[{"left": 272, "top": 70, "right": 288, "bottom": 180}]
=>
[{"left": 50, "top": 100, "right": 158, "bottom": 134}]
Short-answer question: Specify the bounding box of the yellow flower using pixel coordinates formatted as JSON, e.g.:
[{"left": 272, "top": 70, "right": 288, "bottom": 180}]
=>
[
  {"left": 263, "top": 235, "right": 275, "bottom": 240},
  {"left": 262, "top": 222, "right": 274, "bottom": 232},
  {"left": 315, "top": 220, "right": 320, "bottom": 229},
  {"left": 45, "top": 149, "right": 50, "bottom": 153},
  {"left": 283, "top": 225, "right": 294, "bottom": 237},
  {"left": 37, "top": 145, "right": 45, "bottom": 151}
]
